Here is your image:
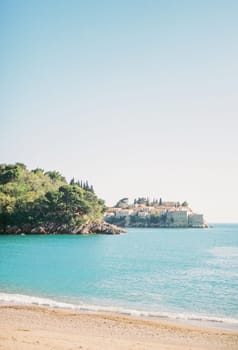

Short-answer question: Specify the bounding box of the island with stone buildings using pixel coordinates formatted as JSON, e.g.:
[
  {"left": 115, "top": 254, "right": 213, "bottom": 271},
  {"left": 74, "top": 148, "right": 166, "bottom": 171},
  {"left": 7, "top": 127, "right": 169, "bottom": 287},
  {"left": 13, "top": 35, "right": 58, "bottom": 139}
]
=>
[{"left": 104, "top": 197, "right": 207, "bottom": 228}]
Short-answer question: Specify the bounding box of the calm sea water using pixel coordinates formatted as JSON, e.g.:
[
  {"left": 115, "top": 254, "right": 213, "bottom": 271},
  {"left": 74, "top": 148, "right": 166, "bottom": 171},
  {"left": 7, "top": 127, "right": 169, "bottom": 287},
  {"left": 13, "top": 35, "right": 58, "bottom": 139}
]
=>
[{"left": 0, "top": 224, "right": 237, "bottom": 329}]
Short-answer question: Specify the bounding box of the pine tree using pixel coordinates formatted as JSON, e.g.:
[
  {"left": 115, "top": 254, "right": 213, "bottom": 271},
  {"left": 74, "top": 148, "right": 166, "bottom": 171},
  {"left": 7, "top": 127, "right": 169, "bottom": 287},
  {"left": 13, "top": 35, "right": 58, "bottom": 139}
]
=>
[{"left": 70, "top": 178, "right": 75, "bottom": 185}]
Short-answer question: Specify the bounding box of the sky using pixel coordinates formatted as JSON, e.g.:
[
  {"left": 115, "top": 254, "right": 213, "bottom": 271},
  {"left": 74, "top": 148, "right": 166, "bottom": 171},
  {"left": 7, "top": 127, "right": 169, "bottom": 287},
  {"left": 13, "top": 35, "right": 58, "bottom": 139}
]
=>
[{"left": 1, "top": 0, "right": 238, "bottom": 222}]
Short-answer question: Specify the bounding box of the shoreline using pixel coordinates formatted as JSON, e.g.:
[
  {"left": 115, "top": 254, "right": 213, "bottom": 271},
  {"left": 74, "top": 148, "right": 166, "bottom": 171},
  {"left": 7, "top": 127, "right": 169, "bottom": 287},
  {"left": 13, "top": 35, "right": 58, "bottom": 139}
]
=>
[
  {"left": 0, "top": 220, "right": 125, "bottom": 235},
  {"left": 0, "top": 304, "right": 237, "bottom": 350},
  {"left": 1, "top": 292, "right": 238, "bottom": 332}
]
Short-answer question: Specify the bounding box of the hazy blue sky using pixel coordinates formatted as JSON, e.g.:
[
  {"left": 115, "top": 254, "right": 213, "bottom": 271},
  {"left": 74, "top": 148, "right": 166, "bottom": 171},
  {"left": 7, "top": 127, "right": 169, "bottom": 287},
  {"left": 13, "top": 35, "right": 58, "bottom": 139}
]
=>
[{"left": 1, "top": 0, "right": 238, "bottom": 222}]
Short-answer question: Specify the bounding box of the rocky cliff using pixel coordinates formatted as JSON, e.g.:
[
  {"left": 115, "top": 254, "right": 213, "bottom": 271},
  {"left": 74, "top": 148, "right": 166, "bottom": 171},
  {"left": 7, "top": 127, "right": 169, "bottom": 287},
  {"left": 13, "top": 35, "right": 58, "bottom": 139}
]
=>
[{"left": 0, "top": 221, "right": 126, "bottom": 235}]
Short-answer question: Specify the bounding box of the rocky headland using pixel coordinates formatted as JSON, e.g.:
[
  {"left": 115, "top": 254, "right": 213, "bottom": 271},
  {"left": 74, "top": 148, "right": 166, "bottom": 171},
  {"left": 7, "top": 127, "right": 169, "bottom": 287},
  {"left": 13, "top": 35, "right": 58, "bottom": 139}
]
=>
[
  {"left": 0, "top": 163, "right": 126, "bottom": 236},
  {"left": 1, "top": 221, "right": 125, "bottom": 235}
]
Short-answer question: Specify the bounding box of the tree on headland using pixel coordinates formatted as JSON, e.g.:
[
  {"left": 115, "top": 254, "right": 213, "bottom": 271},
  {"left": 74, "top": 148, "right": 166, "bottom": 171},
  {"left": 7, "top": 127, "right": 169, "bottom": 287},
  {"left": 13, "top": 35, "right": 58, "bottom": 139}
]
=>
[
  {"left": 0, "top": 163, "right": 105, "bottom": 232},
  {"left": 0, "top": 164, "right": 23, "bottom": 184},
  {"left": 70, "top": 178, "right": 94, "bottom": 193},
  {"left": 134, "top": 197, "right": 148, "bottom": 205},
  {"left": 45, "top": 170, "right": 66, "bottom": 183},
  {"left": 70, "top": 177, "right": 75, "bottom": 185},
  {"left": 31, "top": 168, "right": 44, "bottom": 175},
  {"left": 115, "top": 198, "right": 129, "bottom": 208}
]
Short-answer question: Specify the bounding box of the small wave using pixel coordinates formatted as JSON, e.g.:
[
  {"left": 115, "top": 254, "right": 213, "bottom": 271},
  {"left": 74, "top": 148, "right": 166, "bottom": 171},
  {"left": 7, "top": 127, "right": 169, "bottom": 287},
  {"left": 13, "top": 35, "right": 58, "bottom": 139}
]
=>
[
  {"left": 188, "top": 267, "right": 238, "bottom": 279},
  {"left": 0, "top": 293, "right": 77, "bottom": 309},
  {"left": 0, "top": 292, "right": 238, "bottom": 327},
  {"left": 209, "top": 246, "right": 238, "bottom": 258}
]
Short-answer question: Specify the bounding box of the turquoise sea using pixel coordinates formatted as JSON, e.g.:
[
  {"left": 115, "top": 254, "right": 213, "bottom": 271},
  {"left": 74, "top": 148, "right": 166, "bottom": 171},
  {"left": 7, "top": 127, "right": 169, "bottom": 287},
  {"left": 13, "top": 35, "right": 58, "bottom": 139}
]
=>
[{"left": 0, "top": 224, "right": 237, "bottom": 330}]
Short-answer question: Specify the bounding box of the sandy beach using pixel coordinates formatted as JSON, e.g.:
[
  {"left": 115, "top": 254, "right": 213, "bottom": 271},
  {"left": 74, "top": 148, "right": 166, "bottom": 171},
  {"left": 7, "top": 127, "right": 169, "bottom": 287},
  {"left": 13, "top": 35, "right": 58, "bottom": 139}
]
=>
[{"left": 0, "top": 305, "right": 237, "bottom": 350}]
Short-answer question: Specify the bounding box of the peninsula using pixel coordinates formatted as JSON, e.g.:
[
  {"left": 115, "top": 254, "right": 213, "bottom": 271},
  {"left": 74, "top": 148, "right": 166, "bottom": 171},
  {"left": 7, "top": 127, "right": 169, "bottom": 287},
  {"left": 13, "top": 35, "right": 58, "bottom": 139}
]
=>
[
  {"left": 0, "top": 163, "right": 123, "bottom": 235},
  {"left": 104, "top": 197, "right": 207, "bottom": 228}
]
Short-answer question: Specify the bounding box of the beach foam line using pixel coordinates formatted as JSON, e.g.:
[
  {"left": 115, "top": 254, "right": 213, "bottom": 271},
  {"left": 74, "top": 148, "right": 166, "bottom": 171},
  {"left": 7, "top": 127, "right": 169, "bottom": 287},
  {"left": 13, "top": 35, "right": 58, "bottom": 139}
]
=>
[{"left": 0, "top": 292, "right": 238, "bottom": 327}]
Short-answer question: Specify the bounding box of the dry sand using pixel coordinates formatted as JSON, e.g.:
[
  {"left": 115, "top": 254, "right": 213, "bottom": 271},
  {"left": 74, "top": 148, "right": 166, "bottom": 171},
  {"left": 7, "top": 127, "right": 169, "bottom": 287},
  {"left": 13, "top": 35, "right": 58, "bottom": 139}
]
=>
[{"left": 0, "top": 305, "right": 237, "bottom": 350}]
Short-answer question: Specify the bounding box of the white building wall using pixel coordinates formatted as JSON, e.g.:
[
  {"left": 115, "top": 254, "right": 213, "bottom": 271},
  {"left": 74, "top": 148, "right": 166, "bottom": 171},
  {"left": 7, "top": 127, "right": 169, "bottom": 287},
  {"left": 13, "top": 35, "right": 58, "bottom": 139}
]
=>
[
  {"left": 166, "top": 211, "right": 189, "bottom": 227},
  {"left": 188, "top": 214, "right": 205, "bottom": 227}
]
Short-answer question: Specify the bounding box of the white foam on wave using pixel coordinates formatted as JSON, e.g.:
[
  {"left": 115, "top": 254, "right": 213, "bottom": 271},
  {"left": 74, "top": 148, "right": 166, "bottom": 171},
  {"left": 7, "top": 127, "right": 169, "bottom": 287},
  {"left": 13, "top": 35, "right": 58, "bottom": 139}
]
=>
[
  {"left": 0, "top": 292, "right": 238, "bottom": 328},
  {"left": 0, "top": 292, "right": 77, "bottom": 309}
]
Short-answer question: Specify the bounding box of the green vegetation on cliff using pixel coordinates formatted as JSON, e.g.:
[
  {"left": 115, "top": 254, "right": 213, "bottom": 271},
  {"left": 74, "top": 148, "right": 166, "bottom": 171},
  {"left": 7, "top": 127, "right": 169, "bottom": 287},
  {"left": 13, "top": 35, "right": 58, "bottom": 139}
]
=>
[{"left": 0, "top": 163, "right": 106, "bottom": 232}]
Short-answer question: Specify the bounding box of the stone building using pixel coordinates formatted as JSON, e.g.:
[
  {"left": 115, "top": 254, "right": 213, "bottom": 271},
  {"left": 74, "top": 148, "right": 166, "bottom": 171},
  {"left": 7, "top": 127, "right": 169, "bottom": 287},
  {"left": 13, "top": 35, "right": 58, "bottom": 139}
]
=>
[
  {"left": 188, "top": 213, "right": 205, "bottom": 227},
  {"left": 166, "top": 210, "right": 189, "bottom": 227}
]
